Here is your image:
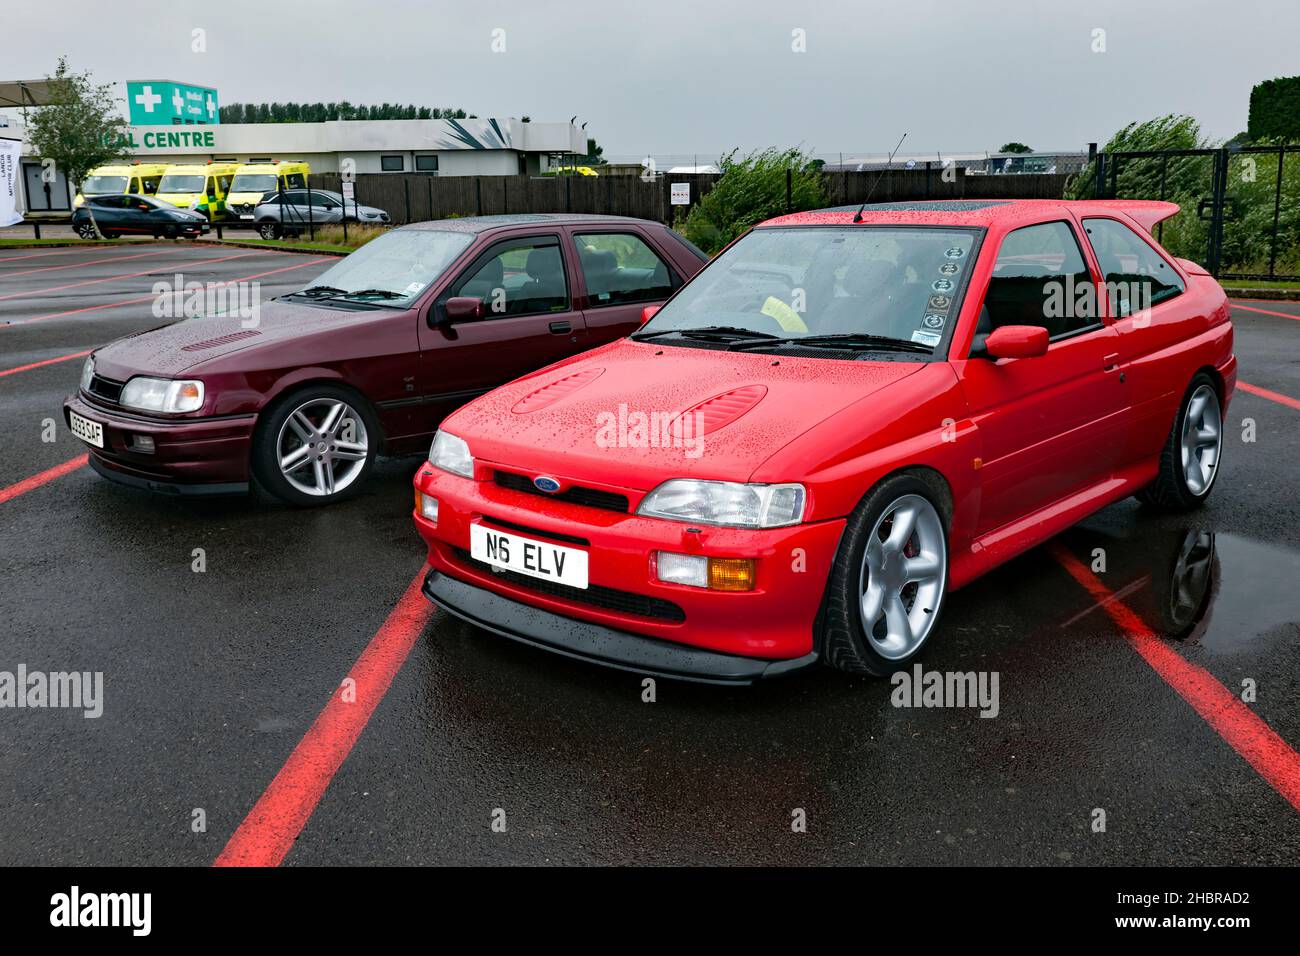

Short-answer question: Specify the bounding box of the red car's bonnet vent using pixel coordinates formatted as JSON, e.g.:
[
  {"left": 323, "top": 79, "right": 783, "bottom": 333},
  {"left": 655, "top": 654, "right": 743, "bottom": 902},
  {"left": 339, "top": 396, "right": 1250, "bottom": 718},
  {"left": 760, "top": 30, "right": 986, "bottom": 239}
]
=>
[
  {"left": 511, "top": 367, "right": 604, "bottom": 414},
  {"left": 180, "top": 329, "right": 262, "bottom": 352},
  {"left": 671, "top": 384, "right": 768, "bottom": 436}
]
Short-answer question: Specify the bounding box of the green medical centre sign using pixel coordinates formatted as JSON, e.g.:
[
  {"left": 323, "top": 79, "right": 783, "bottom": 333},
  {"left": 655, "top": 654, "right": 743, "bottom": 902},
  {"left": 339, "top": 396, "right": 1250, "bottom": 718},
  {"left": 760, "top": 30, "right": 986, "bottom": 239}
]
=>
[{"left": 126, "top": 80, "right": 220, "bottom": 126}]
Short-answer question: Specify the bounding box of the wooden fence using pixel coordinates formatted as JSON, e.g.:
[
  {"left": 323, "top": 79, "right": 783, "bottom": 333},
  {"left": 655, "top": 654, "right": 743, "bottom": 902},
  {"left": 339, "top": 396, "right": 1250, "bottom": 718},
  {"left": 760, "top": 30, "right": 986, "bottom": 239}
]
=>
[{"left": 313, "top": 169, "right": 1074, "bottom": 227}]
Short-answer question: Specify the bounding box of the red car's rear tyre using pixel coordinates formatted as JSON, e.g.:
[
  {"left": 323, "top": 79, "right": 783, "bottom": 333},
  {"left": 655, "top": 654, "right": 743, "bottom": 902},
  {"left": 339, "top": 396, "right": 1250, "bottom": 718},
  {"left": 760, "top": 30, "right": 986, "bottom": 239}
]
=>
[
  {"left": 1137, "top": 372, "right": 1223, "bottom": 511},
  {"left": 822, "top": 472, "right": 950, "bottom": 675}
]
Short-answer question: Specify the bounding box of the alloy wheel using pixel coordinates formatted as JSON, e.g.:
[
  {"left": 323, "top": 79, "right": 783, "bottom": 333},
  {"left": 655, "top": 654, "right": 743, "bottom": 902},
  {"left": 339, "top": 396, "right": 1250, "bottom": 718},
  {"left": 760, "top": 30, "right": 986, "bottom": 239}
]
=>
[
  {"left": 275, "top": 397, "right": 369, "bottom": 497},
  {"left": 858, "top": 494, "right": 947, "bottom": 660},
  {"left": 1180, "top": 384, "right": 1221, "bottom": 496}
]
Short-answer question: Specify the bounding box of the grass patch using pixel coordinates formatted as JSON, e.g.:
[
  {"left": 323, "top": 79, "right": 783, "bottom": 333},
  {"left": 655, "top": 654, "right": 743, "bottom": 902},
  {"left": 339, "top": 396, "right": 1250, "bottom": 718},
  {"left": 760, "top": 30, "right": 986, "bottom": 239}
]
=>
[
  {"left": 223, "top": 223, "right": 388, "bottom": 254},
  {"left": 214, "top": 238, "right": 356, "bottom": 255},
  {"left": 1221, "top": 278, "right": 1300, "bottom": 290}
]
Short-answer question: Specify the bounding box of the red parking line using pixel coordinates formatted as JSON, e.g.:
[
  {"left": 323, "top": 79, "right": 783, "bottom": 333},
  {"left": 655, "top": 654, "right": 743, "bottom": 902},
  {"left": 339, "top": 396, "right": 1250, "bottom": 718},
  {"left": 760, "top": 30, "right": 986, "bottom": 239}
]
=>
[
  {"left": 1051, "top": 543, "right": 1300, "bottom": 812},
  {"left": 0, "top": 454, "right": 89, "bottom": 505},
  {"left": 1237, "top": 381, "right": 1300, "bottom": 411},
  {"left": 214, "top": 567, "right": 435, "bottom": 867},
  {"left": 1229, "top": 302, "right": 1300, "bottom": 321},
  {"left": 0, "top": 248, "right": 102, "bottom": 264},
  {"left": 0, "top": 251, "right": 263, "bottom": 301},
  {"left": 8, "top": 257, "right": 332, "bottom": 327},
  {"left": 1, "top": 247, "right": 192, "bottom": 278},
  {"left": 0, "top": 349, "right": 92, "bottom": 379}
]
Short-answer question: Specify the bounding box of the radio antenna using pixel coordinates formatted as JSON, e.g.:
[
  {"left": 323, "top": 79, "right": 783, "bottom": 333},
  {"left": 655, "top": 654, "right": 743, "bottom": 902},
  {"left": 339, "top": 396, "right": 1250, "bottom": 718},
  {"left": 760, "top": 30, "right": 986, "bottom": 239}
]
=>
[{"left": 853, "top": 132, "right": 908, "bottom": 222}]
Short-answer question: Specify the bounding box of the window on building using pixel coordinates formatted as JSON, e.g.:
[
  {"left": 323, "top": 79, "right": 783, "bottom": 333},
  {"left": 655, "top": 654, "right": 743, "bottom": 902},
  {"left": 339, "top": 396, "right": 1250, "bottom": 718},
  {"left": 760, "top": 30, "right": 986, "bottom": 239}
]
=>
[
  {"left": 415, "top": 155, "right": 439, "bottom": 173},
  {"left": 380, "top": 155, "right": 404, "bottom": 172}
]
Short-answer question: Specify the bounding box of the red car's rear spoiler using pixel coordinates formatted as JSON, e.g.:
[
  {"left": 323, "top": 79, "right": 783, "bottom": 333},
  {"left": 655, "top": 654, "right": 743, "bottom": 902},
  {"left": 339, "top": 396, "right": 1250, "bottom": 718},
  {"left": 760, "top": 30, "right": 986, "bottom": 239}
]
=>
[{"left": 1086, "top": 200, "right": 1180, "bottom": 235}]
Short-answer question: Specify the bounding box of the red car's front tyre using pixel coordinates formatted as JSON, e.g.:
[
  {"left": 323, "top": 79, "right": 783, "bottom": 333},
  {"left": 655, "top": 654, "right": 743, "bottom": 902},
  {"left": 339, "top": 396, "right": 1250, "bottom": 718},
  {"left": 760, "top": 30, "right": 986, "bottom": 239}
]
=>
[{"left": 822, "top": 473, "right": 950, "bottom": 675}]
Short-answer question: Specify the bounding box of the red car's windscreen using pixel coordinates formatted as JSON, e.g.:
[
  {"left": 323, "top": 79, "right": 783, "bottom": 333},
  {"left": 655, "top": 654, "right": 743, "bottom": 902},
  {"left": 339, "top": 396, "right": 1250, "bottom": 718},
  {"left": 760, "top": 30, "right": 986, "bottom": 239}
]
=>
[{"left": 639, "top": 226, "right": 980, "bottom": 351}]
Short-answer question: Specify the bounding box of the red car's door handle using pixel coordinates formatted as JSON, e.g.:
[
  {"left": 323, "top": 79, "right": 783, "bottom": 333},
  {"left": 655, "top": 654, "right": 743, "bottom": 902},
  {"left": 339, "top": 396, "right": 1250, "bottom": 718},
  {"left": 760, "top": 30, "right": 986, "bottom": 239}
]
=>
[
  {"left": 549, "top": 320, "right": 573, "bottom": 335},
  {"left": 1102, "top": 352, "right": 1121, "bottom": 371}
]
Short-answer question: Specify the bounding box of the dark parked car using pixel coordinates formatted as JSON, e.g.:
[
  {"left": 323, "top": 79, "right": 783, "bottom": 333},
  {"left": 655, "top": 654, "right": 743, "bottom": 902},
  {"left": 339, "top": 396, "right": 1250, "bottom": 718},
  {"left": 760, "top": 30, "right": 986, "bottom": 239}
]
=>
[
  {"left": 253, "top": 189, "right": 390, "bottom": 238},
  {"left": 64, "top": 215, "right": 708, "bottom": 505},
  {"left": 73, "top": 194, "right": 210, "bottom": 239}
]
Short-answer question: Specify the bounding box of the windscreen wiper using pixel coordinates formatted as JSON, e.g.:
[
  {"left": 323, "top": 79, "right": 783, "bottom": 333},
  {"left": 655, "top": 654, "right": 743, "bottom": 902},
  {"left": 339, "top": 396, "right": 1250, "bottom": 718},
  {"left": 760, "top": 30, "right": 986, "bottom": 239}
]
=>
[
  {"left": 288, "top": 285, "right": 349, "bottom": 298},
  {"left": 731, "top": 333, "right": 933, "bottom": 354},
  {"left": 631, "top": 325, "right": 780, "bottom": 343},
  {"left": 338, "top": 288, "right": 406, "bottom": 300}
]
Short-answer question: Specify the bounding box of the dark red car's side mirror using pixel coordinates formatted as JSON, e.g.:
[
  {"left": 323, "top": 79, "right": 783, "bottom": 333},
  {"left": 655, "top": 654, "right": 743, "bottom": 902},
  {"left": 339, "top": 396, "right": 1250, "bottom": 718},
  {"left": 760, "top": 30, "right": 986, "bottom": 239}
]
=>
[
  {"left": 443, "top": 296, "right": 484, "bottom": 321},
  {"left": 985, "top": 325, "right": 1049, "bottom": 360}
]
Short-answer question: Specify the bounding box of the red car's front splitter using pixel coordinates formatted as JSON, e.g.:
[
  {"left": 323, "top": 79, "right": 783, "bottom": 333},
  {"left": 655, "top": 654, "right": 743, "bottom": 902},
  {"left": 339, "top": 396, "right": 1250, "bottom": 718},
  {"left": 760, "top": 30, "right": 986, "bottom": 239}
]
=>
[{"left": 422, "top": 567, "right": 818, "bottom": 685}]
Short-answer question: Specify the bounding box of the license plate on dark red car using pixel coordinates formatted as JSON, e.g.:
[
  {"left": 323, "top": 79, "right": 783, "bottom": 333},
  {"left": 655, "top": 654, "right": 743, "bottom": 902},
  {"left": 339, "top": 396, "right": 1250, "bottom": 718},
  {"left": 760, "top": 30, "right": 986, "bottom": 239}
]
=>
[{"left": 69, "top": 410, "right": 104, "bottom": 448}]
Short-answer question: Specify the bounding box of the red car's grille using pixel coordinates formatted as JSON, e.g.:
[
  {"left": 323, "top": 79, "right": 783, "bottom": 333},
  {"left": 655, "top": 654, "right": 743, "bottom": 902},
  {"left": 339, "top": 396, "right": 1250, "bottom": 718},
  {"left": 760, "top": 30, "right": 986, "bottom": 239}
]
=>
[
  {"left": 494, "top": 470, "right": 629, "bottom": 513},
  {"left": 453, "top": 548, "right": 686, "bottom": 623}
]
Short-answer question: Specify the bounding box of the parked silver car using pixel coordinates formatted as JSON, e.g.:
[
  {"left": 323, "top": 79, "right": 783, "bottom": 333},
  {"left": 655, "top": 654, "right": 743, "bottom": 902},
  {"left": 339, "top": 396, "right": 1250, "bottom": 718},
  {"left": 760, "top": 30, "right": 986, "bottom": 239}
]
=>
[{"left": 253, "top": 189, "right": 390, "bottom": 238}]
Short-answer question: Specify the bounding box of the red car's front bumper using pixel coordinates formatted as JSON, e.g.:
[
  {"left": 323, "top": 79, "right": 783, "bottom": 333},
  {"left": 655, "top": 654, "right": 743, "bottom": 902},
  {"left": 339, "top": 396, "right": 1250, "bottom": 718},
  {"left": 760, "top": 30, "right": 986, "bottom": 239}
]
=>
[
  {"left": 412, "top": 461, "right": 845, "bottom": 682},
  {"left": 63, "top": 392, "right": 256, "bottom": 495}
]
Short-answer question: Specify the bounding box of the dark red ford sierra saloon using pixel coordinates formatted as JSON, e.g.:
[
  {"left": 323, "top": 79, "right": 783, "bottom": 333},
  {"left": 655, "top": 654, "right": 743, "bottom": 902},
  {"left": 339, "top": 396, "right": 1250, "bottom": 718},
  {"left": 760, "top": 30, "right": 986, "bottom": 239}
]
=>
[{"left": 64, "top": 215, "right": 707, "bottom": 505}]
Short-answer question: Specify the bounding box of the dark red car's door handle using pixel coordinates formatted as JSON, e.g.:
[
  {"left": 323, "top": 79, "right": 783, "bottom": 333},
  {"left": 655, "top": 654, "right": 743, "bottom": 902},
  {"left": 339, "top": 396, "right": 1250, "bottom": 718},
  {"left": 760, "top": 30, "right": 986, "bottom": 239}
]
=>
[{"left": 548, "top": 320, "right": 572, "bottom": 335}]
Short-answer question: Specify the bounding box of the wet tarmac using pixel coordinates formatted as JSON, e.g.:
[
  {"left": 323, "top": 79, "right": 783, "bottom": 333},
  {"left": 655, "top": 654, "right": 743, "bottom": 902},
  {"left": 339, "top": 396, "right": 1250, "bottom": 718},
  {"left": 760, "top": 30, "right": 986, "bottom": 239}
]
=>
[{"left": 0, "top": 244, "right": 1296, "bottom": 865}]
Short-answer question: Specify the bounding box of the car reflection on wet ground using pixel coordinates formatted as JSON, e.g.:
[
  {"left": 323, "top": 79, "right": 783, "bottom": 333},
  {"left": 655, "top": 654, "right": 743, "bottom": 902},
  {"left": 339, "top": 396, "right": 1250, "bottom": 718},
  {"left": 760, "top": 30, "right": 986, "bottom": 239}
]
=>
[{"left": 0, "top": 245, "right": 1296, "bottom": 865}]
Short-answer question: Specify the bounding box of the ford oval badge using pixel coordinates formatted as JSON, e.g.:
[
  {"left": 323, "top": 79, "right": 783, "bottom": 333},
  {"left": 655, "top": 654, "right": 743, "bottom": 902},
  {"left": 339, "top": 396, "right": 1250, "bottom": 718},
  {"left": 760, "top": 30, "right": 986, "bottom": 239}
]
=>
[{"left": 533, "top": 476, "right": 561, "bottom": 493}]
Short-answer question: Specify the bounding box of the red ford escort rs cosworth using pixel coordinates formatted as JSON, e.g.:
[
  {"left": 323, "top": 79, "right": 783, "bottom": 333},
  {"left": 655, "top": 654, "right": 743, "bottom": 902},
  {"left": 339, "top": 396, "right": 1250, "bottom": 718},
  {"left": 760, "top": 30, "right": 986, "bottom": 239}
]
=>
[{"left": 412, "top": 199, "right": 1235, "bottom": 683}]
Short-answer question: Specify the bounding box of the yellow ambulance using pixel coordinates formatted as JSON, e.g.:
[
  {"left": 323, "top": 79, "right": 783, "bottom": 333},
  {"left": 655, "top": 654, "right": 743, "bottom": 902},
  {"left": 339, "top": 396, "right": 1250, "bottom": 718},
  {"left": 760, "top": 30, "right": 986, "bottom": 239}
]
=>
[
  {"left": 155, "top": 161, "right": 242, "bottom": 220},
  {"left": 225, "top": 161, "right": 311, "bottom": 220},
  {"left": 74, "top": 162, "right": 170, "bottom": 207}
]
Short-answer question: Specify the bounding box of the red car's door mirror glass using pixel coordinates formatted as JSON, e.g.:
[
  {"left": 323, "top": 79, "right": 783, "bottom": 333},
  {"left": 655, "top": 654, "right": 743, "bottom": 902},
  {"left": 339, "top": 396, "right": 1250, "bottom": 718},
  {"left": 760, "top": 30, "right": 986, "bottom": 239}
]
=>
[{"left": 985, "top": 325, "right": 1049, "bottom": 359}]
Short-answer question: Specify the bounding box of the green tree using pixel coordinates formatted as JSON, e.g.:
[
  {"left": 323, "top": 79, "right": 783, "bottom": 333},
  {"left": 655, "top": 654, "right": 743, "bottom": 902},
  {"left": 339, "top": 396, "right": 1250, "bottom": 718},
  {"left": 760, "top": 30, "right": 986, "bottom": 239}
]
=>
[
  {"left": 680, "top": 148, "right": 828, "bottom": 256},
  {"left": 998, "top": 142, "right": 1033, "bottom": 154},
  {"left": 1065, "top": 115, "right": 1212, "bottom": 264},
  {"left": 1248, "top": 76, "right": 1300, "bottom": 142},
  {"left": 581, "top": 137, "right": 607, "bottom": 165},
  {"left": 25, "top": 57, "right": 130, "bottom": 238}
]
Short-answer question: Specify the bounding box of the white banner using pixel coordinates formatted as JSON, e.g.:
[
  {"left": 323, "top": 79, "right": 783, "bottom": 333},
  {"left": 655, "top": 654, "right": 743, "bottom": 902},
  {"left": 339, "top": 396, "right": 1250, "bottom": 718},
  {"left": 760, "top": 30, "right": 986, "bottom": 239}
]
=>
[{"left": 0, "top": 138, "right": 22, "bottom": 227}]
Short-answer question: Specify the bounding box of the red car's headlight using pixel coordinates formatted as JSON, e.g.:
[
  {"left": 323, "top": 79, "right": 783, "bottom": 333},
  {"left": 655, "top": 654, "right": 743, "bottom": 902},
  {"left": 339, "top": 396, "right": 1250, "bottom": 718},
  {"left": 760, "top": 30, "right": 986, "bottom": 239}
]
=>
[{"left": 637, "top": 479, "right": 806, "bottom": 529}]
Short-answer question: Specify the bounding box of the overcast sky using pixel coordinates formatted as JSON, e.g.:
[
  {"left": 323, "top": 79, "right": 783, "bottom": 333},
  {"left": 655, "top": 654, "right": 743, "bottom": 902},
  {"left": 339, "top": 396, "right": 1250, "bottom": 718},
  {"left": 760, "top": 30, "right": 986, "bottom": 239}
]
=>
[{"left": 8, "top": 0, "right": 1295, "bottom": 160}]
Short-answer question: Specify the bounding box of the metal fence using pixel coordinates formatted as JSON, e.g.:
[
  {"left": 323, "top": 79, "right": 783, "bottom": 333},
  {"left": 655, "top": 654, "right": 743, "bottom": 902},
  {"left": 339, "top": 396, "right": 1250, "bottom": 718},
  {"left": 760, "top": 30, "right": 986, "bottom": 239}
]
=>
[
  {"left": 1090, "top": 146, "right": 1300, "bottom": 282},
  {"left": 298, "top": 168, "right": 1072, "bottom": 229}
]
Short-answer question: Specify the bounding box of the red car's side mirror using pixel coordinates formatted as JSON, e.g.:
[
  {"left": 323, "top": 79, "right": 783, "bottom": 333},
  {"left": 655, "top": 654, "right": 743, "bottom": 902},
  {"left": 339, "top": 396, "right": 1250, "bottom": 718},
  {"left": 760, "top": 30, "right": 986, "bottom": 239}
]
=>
[
  {"left": 443, "top": 296, "right": 484, "bottom": 321},
  {"left": 985, "top": 325, "right": 1049, "bottom": 360},
  {"left": 641, "top": 304, "right": 660, "bottom": 325}
]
